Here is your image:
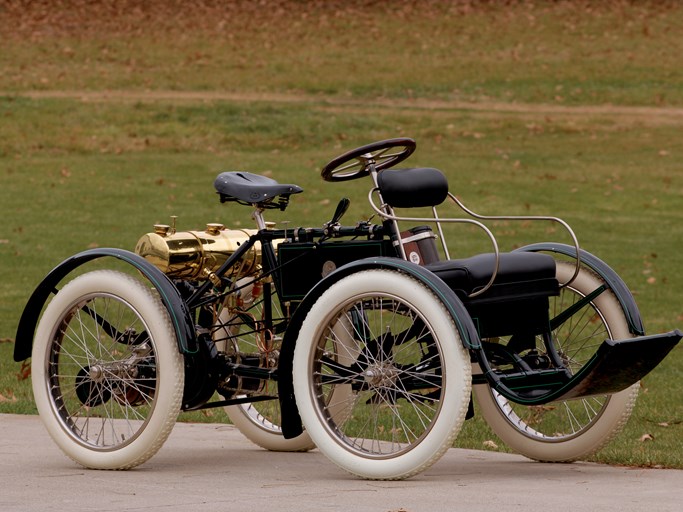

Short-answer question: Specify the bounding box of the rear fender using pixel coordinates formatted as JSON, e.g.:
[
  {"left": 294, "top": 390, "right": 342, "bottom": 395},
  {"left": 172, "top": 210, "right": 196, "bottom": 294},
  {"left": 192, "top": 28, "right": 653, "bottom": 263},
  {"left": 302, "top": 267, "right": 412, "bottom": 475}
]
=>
[
  {"left": 516, "top": 243, "right": 645, "bottom": 336},
  {"left": 13, "top": 248, "right": 197, "bottom": 362}
]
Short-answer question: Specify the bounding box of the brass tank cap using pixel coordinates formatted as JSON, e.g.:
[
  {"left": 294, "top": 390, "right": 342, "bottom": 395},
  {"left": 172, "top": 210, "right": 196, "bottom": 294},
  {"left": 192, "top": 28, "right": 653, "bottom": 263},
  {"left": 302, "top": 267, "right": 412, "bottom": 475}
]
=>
[
  {"left": 206, "top": 223, "right": 225, "bottom": 236},
  {"left": 153, "top": 224, "right": 171, "bottom": 236}
]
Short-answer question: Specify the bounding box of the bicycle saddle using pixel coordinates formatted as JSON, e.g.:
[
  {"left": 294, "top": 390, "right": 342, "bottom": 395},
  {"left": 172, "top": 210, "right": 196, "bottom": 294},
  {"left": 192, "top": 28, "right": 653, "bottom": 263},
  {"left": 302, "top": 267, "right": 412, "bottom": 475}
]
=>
[{"left": 214, "top": 171, "right": 303, "bottom": 204}]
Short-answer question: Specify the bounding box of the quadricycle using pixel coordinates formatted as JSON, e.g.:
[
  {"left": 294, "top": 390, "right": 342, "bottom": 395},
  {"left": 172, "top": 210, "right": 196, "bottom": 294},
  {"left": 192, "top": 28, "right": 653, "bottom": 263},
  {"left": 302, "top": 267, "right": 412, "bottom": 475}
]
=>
[{"left": 14, "top": 138, "right": 681, "bottom": 479}]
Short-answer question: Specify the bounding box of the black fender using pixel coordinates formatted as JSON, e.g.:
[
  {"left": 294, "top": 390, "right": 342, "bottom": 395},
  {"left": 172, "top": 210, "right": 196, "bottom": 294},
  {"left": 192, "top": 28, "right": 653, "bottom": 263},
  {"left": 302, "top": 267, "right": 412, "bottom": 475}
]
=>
[
  {"left": 515, "top": 242, "right": 645, "bottom": 336},
  {"left": 14, "top": 248, "right": 197, "bottom": 362},
  {"left": 277, "top": 256, "right": 480, "bottom": 439}
]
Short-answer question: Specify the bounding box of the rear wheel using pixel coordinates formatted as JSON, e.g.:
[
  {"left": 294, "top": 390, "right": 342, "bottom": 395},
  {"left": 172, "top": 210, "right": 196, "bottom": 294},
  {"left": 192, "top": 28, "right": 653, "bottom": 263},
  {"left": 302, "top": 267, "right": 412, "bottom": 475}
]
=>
[
  {"left": 474, "top": 261, "right": 639, "bottom": 462},
  {"left": 225, "top": 400, "right": 314, "bottom": 451},
  {"left": 293, "top": 269, "right": 472, "bottom": 480},
  {"left": 213, "top": 279, "right": 315, "bottom": 451},
  {"left": 32, "top": 270, "right": 184, "bottom": 469}
]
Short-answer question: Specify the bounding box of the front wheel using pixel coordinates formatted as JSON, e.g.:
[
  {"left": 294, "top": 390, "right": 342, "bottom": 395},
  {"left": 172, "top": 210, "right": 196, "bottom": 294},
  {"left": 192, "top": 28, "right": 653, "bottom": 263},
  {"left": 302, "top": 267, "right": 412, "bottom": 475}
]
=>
[
  {"left": 32, "top": 270, "right": 184, "bottom": 469},
  {"left": 474, "top": 261, "right": 639, "bottom": 462},
  {"left": 293, "top": 269, "right": 472, "bottom": 480}
]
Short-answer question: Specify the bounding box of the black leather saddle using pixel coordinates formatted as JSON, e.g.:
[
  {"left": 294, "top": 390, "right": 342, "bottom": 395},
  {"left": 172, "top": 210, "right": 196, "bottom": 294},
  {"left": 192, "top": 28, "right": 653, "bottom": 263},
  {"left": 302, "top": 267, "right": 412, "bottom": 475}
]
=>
[{"left": 214, "top": 172, "right": 303, "bottom": 205}]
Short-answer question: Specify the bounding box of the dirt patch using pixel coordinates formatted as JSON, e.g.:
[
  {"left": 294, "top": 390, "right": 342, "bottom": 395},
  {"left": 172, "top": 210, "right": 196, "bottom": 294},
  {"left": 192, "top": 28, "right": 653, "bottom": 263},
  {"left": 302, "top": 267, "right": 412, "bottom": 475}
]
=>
[{"left": 8, "top": 89, "right": 683, "bottom": 126}]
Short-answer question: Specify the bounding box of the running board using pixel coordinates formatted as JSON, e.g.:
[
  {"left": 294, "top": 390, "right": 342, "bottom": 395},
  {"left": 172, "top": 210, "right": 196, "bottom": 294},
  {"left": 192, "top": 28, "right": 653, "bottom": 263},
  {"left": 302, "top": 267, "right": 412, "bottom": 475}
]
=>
[
  {"left": 555, "top": 329, "right": 682, "bottom": 401},
  {"left": 492, "top": 330, "right": 682, "bottom": 405}
]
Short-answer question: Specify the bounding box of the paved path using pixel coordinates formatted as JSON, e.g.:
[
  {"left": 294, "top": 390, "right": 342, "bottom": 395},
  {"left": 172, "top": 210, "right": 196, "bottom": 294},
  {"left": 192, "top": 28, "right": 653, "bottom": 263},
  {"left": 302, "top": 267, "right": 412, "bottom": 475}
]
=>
[{"left": 1, "top": 413, "right": 681, "bottom": 512}]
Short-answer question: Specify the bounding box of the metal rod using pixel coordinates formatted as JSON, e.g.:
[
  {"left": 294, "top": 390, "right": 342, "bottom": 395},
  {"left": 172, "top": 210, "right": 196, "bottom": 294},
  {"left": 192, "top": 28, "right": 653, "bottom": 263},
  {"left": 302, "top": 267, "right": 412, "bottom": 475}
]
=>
[{"left": 368, "top": 188, "right": 500, "bottom": 297}]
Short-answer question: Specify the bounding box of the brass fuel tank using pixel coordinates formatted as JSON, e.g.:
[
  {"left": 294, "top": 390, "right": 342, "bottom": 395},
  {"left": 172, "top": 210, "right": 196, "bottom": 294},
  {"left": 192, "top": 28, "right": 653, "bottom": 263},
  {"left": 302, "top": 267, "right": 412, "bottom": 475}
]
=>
[{"left": 135, "top": 223, "right": 261, "bottom": 280}]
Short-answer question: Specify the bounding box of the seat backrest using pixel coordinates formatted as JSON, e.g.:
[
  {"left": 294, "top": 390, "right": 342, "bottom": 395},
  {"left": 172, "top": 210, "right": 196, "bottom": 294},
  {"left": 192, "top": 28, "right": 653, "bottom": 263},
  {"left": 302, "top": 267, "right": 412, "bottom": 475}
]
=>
[{"left": 376, "top": 167, "right": 448, "bottom": 208}]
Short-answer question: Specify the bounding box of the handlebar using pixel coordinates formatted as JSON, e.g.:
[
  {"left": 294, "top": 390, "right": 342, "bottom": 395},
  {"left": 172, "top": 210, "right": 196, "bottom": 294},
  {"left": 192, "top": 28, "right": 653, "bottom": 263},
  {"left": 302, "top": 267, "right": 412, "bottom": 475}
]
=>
[{"left": 257, "top": 223, "right": 385, "bottom": 244}]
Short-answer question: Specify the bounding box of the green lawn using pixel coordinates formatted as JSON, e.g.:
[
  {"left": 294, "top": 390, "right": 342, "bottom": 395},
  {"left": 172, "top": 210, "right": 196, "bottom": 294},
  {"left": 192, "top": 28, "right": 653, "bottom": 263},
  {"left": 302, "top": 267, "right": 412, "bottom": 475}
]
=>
[{"left": 1, "top": 0, "right": 681, "bottom": 468}]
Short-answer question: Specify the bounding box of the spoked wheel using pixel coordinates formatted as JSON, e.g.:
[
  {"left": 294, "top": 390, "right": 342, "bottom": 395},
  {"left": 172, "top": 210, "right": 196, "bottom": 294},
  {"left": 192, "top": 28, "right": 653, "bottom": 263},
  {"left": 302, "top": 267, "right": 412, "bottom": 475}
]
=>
[
  {"left": 293, "top": 269, "right": 472, "bottom": 480},
  {"left": 321, "top": 138, "right": 416, "bottom": 182},
  {"left": 212, "top": 279, "right": 315, "bottom": 451},
  {"left": 31, "top": 270, "right": 184, "bottom": 469},
  {"left": 474, "top": 261, "right": 639, "bottom": 462}
]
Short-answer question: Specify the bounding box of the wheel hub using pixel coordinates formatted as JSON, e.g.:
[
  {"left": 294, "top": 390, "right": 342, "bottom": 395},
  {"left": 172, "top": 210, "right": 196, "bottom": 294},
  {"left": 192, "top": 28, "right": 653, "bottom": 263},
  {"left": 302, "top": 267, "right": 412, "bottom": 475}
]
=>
[
  {"left": 363, "top": 363, "right": 398, "bottom": 387},
  {"left": 88, "top": 364, "right": 105, "bottom": 382},
  {"left": 75, "top": 365, "right": 112, "bottom": 407}
]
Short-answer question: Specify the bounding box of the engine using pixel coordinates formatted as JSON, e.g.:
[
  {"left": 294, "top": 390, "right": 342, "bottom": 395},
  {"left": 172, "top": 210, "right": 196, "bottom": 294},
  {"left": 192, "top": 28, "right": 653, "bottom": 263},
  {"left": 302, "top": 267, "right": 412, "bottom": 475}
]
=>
[
  {"left": 135, "top": 222, "right": 275, "bottom": 408},
  {"left": 134, "top": 222, "right": 261, "bottom": 281}
]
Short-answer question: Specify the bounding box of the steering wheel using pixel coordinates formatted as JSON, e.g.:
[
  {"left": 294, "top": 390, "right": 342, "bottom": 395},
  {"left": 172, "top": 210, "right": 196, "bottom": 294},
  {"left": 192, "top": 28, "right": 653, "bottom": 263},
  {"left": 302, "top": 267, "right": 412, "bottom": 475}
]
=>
[{"left": 321, "top": 138, "right": 416, "bottom": 182}]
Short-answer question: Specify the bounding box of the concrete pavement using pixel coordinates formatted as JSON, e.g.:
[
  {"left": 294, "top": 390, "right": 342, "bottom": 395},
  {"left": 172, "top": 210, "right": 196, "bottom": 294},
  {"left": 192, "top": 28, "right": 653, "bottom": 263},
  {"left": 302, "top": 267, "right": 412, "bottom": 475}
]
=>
[{"left": 1, "top": 413, "right": 681, "bottom": 512}]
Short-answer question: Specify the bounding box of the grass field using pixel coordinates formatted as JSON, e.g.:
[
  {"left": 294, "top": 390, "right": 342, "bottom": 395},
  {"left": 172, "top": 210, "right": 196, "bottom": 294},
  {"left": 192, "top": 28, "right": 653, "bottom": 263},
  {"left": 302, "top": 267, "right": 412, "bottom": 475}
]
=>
[{"left": 1, "top": 1, "right": 682, "bottom": 468}]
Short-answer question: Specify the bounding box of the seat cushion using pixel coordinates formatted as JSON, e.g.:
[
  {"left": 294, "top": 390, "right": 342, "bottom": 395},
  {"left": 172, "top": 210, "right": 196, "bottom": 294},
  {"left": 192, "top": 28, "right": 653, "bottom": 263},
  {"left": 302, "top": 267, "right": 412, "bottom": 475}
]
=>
[
  {"left": 377, "top": 167, "right": 449, "bottom": 208},
  {"left": 426, "top": 252, "right": 559, "bottom": 338},
  {"left": 425, "top": 252, "right": 558, "bottom": 302}
]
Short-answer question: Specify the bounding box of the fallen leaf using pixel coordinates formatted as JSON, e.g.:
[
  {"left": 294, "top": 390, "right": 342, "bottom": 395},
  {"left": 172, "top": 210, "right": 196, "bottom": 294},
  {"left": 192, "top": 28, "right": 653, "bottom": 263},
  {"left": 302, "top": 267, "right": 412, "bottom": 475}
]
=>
[
  {"left": 16, "top": 360, "right": 31, "bottom": 381},
  {"left": 0, "top": 338, "right": 14, "bottom": 343},
  {"left": 0, "top": 391, "right": 17, "bottom": 403},
  {"left": 483, "top": 440, "right": 499, "bottom": 450},
  {"left": 652, "top": 419, "right": 682, "bottom": 427},
  {"left": 639, "top": 433, "right": 654, "bottom": 442}
]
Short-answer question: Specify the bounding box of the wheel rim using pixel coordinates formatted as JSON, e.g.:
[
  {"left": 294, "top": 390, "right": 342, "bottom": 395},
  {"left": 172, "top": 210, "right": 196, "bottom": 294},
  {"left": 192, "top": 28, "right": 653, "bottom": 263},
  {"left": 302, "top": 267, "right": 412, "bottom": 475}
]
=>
[
  {"left": 309, "top": 292, "right": 445, "bottom": 459},
  {"left": 44, "top": 293, "right": 160, "bottom": 451},
  {"left": 491, "top": 281, "right": 613, "bottom": 442},
  {"left": 233, "top": 400, "right": 282, "bottom": 434}
]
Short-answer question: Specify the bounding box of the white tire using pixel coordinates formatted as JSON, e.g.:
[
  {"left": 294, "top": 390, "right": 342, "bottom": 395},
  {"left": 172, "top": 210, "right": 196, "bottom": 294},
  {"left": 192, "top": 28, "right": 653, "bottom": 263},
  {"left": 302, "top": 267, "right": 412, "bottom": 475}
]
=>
[
  {"left": 293, "top": 269, "right": 472, "bottom": 480},
  {"left": 224, "top": 402, "right": 315, "bottom": 452},
  {"left": 32, "top": 270, "right": 184, "bottom": 469}
]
